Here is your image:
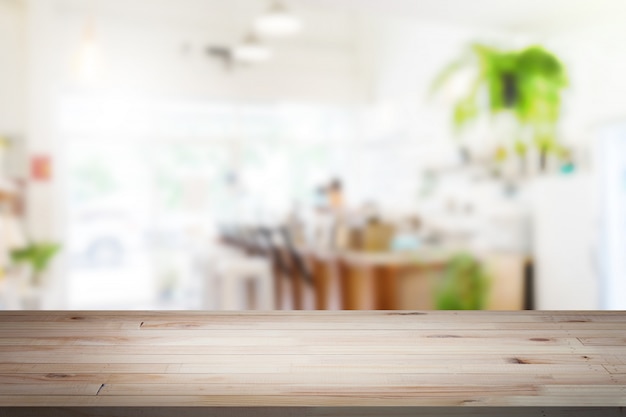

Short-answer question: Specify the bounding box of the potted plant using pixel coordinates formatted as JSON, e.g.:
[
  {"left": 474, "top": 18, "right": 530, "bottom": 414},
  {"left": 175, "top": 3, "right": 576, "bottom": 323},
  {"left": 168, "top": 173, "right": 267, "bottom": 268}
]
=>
[
  {"left": 431, "top": 44, "right": 569, "bottom": 172},
  {"left": 11, "top": 242, "right": 61, "bottom": 287},
  {"left": 435, "top": 253, "right": 490, "bottom": 310}
]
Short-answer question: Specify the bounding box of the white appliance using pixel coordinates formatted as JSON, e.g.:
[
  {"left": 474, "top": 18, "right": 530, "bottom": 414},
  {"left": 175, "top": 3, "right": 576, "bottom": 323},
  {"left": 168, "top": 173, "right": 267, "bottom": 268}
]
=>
[
  {"left": 598, "top": 122, "right": 626, "bottom": 309},
  {"left": 530, "top": 174, "right": 599, "bottom": 310}
]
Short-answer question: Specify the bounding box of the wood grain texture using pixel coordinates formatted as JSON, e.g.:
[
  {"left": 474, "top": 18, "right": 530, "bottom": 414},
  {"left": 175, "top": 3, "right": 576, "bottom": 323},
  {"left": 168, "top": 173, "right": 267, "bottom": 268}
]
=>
[
  {"left": 0, "top": 311, "right": 624, "bottom": 409},
  {"left": 0, "top": 408, "right": 624, "bottom": 417}
]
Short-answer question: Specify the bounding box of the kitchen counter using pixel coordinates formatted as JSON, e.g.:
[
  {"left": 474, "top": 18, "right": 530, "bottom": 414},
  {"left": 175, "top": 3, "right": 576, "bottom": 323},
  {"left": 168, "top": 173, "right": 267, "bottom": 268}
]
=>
[
  {"left": 305, "top": 249, "right": 528, "bottom": 310},
  {"left": 0, "top": 310, "right": 625, "bottom": 416}
]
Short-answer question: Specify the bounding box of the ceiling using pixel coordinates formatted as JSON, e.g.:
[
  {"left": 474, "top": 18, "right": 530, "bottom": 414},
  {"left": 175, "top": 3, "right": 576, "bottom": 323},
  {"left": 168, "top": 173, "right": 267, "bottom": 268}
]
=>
[
  {"left": 294, "top": 0, "right": 626, "bottom": 33},
  {"left": 55, "top": 0, "right": 626, "bottom": 35}
]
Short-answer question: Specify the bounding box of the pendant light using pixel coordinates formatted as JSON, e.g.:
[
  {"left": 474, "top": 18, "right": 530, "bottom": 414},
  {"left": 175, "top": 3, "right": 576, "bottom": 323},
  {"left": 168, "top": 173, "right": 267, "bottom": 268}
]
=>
[
  {"left": 233, "top": 33, "right": 272, "bottom": 63},
  {"left": 254, "top": 2, "right": 302, "bottom": 37},
  {"left": 74, "top": 19, "right": 102, "bottom": 83}
]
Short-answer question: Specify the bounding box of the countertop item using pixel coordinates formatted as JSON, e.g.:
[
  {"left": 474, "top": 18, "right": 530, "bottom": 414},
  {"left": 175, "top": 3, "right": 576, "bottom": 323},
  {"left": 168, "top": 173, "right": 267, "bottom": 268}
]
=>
[{"left": 0, "top": 311, "right": 624, "bottom": 415}]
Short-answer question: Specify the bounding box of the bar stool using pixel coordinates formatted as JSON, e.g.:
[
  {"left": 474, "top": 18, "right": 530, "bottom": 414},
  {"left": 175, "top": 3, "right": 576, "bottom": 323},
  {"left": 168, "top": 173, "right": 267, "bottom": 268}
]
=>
[
  {"left": 280, "top": 227, "right": 315, "bottom": 310},
  {"left": 258, "top": 227, "right": 292, "bottom": 310},
  {"left": 307, "top": 251, "right": 343, "bottom": 310},
  {"left": 200, "top": 239, "right": 244, "bottom": 310},
  {"left": 215, "top": 255, "right": 274, "bottom": 310},
  {"left": 206, "top": 227, "right": 275, "bottom": 310}
]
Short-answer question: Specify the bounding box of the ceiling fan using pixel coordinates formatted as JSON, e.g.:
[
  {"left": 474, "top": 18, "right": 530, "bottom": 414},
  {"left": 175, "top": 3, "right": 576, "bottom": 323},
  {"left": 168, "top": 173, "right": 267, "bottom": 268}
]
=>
[
  {"left": 206, "top": 45, "right": 234, "bottom": 69},
  {"left": 206, "top": 32, "right": 273, "bottom": 70},
  {"left": 204, "top": 2, "right": 301, "bottom": 69}
]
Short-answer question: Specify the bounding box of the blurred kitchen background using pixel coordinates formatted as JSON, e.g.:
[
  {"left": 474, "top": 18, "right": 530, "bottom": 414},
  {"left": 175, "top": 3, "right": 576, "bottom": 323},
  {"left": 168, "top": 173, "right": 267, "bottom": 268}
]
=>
[{"left": 1, "top": 0, "right": 625, "bottom": 310}]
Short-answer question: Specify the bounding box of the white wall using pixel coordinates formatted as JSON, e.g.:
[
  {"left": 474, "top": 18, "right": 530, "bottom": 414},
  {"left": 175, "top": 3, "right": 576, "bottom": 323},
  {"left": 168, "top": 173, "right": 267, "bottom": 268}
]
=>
[
  {"left": 0, "top": 0, "right": 26, "bottom": 136},
  {"left": 597, "top": 121, "right": 626, "bottom": 310},
  {"left": 530, "top": 175, "right": 599, "bottom": 309},
  {"left": 548, "top": 22, "right": 626, "bottom": 143}
]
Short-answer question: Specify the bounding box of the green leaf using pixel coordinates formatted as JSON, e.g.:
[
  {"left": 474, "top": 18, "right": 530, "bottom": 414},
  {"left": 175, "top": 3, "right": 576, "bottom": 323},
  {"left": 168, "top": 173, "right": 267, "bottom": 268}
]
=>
[
  {"left": 435, "top": 253, "right": 491, "bottom": 310},
  {"left": 514, "top": 140, "right": 528, "bottom": 156},
  {"left": 11, "top": 243, "right": 61, "bottom": 274}
]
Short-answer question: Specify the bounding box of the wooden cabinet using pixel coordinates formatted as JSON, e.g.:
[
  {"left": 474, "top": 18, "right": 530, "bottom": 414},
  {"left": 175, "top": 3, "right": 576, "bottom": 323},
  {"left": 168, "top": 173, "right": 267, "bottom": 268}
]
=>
[{"left": 318, "top": 250, "right": 528, "bottom": 311}]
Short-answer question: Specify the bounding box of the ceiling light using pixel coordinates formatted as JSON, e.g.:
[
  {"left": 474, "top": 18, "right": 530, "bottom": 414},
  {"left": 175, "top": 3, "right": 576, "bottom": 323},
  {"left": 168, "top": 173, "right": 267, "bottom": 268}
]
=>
[
  {"left": 74, "top": 19, "right": 102, "bottom": 83},
  {"left": 233, "top": 34, "right": 272, "bottom": 63},
  {"left": 254, "top": 2, "right": 302, "bottom": 37}
]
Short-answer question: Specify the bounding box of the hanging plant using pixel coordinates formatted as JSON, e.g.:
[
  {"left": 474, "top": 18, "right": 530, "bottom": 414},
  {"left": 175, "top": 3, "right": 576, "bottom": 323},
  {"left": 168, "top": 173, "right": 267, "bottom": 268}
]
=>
[{"left": 431, "top": 44, "right": 569, "bottom": 170}]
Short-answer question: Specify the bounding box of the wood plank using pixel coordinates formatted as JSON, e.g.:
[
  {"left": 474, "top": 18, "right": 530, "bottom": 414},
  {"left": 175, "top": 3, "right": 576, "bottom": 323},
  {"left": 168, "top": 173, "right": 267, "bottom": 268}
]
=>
[
  {"left": 0, "top": 383, "right": 101, "bottom": 396},
  {"left": 96, "top": 382, "right": 543, "bottom": 397},
  {"left": 1, "top": 392, "right": 624, "bottom": 407},
  {"left": 0, "top": 407, "right": 623, "bottom": 417},
  {"left": 138, "top": 320, "right": 626, "bottom": 331},
  {"left": 604, "top": 364, "right": 626, "bottom": 374},
  {"left": 0, "top": 360, "right": 607, "bottom": 374},
  {"left": 4, "top": 344, "right": 621, "bottom": 357},
  {"left": 0, "top": 394, "right": 542, "bottom": 407},
  {"left": 0, "top": 335, "right": 587, "bottom": 348},
  {"left": 2, "top": 310, "right": 626, "bottom": 319},
  {"left": 2, "top": 353, "right": 615, "bottom": 364},
  {"left": 579, "top": 337, "right": 626, "bottom": 346},
  {"left": 2, "top": 311, "right": 626, "bottom": 328},
  {"left": 0, "top": 333, "right": 586, "bottom": 347},
  {"left": 2, "top": 329, "right": 625, "bottom": 345},
  {"left": 0, "top": 363, "right": 174, "bottom": 374},
  {"left": 1, "top": 371, "right": 621, "bottom": 386}
]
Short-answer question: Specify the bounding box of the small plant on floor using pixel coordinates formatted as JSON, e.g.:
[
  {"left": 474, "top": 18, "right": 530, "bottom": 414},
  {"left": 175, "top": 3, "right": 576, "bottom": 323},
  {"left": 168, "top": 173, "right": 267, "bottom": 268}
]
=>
[
  {"left": 435, "top": 253, "right": 490, "bottom": 310},
  {"left": 11, "top": 242, "right": 61, "bottom": 286}
]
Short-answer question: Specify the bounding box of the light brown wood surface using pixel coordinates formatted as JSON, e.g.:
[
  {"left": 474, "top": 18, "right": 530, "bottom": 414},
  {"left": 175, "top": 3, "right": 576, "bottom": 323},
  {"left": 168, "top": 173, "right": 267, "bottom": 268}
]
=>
[{"left": 0, "top": 311, "right": 625, "bottom": 409}]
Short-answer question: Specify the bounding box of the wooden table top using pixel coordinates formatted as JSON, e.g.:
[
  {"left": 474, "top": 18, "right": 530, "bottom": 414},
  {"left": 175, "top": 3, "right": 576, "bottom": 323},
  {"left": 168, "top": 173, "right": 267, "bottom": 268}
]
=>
[{"left": 0, "top": 310, "right": 625, "bottom": 408}]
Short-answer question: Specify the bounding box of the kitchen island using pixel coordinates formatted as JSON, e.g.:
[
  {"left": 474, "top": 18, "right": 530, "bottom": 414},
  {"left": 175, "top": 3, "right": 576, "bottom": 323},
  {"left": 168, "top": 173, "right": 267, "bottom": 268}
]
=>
[{"left": 0, "top": 310, "right": 624, "bottom": 416}]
